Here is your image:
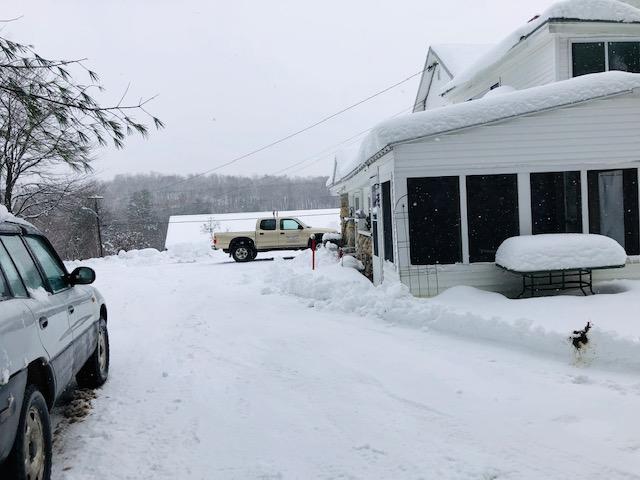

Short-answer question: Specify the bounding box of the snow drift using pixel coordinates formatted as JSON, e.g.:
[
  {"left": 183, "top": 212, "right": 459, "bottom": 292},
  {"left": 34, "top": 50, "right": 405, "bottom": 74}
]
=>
[{"left": 262, "top": 247, "right": 640, "bottom": 371}]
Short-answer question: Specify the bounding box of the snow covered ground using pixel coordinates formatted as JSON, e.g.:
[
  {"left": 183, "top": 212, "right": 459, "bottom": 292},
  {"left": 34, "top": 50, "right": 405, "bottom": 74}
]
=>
[{"left": 52, "top": 247, "right": 640, "bottom": 479}]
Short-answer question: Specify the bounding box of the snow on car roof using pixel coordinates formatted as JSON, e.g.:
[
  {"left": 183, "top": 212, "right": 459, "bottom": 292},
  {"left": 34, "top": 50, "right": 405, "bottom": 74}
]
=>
[
  {"left": 164, "top": 208, "right": 340, "bottom": 249},
  {"left": 330, "top": 71, "right": 640, "bottom": 186},
  {"left": 443, "top": 0, "right": 640, "bottom": 94},
  {"left": 0, "top": 204, "right": 36, "bottom": 229}
]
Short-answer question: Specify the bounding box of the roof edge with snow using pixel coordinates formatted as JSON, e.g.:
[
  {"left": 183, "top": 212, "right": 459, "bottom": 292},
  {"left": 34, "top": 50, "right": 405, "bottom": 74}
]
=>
[{"left": 329, "top": 71, "right": 640, "bottom": 188}]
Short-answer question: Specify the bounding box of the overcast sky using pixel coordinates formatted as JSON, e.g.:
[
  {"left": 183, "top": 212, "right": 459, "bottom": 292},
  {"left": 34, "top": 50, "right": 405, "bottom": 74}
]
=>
[{"left": 6, "top": 0, "right": 558, "bottom": 180}]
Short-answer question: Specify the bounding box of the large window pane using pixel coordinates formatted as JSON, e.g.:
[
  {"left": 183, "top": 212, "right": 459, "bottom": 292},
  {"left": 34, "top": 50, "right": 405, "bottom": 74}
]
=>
[
  {"left": 572, "top": 42, "right": 606, "bottom": 77},
  {"left": 467, "top": 174, "right": 519, "bottom": 263},
  {"left": 407, "top": 177, "right": 461, "bottom": 265},
  {"left": 531, "top": 172, "right": 582, "bottom": 234},
  {"left": 608, "top": 42, "right": 640, "bottom": 73},
  {"left": 588, "top": 169, "right": 639, "bottom": 255}
]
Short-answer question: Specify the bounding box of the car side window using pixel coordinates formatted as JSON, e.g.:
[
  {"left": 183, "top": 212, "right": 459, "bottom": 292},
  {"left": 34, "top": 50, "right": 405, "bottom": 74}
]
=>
[
  {"left": 0, "top": 240, "right": 28, "bottom": 298},
  {"left": 280, "top": 219, "right": 301, "bottom": 230},
  {"left": 0, "top": 261, "right": 9, "bottom": 300},
  {"left": 25, "top": 236, "right": 68, "bottom": 293},
  {"left": 259, "top": 219, "right": 276, "bottom": 231},
  {"left": 0, "top": 235, "right": 46, "bottom": 293}
]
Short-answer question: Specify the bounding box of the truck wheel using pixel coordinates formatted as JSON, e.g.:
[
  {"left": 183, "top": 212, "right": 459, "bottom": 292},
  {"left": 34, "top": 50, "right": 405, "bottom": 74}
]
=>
[
  {"left": 5, "top": 385, "right": 52, "bottom": 480},
  {"left": 76, "top": 318, "right": 109, "bottom": 389},
  {"left": 232, "top": 245, "right": 254, "bottom": 262}
]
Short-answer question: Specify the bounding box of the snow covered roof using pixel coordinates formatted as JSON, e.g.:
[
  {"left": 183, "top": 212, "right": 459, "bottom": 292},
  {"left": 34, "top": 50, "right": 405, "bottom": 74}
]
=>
[
  {"left": 331, "top": 71, "right": 640, "bottom": 186},
  {"left": 430, "top": 44, "right": 494, "bottom": 77},
  {"left": 164, "top": 208, "right": 340, "bottom": 249},
  {"left": 443, "top": 0, "right": 640, "bottom": 94}
]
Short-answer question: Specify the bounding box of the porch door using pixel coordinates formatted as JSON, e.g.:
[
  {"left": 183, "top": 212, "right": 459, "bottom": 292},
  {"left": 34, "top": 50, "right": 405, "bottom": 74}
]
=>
[{"left": 588, "top": 169, "right": 639, "bottom": 255}]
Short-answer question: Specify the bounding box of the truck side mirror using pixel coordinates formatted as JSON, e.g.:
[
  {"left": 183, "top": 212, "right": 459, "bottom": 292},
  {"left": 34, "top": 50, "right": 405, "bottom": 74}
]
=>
[{"left": 298, "top": 225, "right": 304, "bottom": 230}]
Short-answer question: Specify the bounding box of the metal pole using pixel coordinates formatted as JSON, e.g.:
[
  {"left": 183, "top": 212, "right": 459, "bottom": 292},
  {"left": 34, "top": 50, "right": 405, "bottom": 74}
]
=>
[{"left": 88, "top": 195, "right": 104, "bottom": 257}]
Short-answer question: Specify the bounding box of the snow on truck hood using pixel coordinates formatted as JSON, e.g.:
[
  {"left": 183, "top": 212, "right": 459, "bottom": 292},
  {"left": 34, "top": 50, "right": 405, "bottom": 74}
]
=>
[{"left": 331, "top": 71, "right": 640, "bottom": 185}]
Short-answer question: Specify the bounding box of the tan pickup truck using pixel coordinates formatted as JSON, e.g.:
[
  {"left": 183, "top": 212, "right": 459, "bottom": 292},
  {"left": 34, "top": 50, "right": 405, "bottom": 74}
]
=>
[{"left": 213, "top": 216, "right": 337, "bottom": 262}]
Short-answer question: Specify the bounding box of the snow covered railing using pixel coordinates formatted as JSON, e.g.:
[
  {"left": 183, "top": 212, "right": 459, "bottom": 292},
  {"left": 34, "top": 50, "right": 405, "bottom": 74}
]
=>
[{"left": 495, "top": 234, "right": 627, "bottom": 297}]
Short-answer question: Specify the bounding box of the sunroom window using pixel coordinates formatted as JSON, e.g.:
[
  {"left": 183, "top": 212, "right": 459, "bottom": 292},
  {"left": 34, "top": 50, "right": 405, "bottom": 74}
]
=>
[{"left": 572, "top": 41, "right": 640, "bottom": 77}]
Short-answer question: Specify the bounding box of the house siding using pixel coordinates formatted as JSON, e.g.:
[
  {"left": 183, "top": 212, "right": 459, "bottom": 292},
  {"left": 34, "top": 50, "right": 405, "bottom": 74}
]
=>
[
  {"left": 445, "top": 29, "right": 557, "bottom": 103},
  {"left": 390, "top": 94, "right": 640, "bottom": 296}
]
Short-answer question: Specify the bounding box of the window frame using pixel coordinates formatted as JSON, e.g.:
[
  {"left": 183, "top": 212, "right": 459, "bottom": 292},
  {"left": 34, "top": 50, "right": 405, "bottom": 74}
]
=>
[
  {"left": 571, "top": 39, "right": 640, "bottom": 77},
  {"left": 466, "top": 174, "right": 519, "bottom": 264},
  {"left": 23, "top": 235, "right": 71, "bottom": 294},
  {"left": 0, "top": 237, "right": 28, "bottom": 299},
  {"left": 259, "top": 219, "right": 277, "bottom": 231},
  {"left": 1, "top": 234, "right": 70, "bottom": 296},
  {"left": 530, "top": 171, "right": 583, "bottom": 235},
  {"left": 279, "top": 219, "right": 302, "bottom": 231}
]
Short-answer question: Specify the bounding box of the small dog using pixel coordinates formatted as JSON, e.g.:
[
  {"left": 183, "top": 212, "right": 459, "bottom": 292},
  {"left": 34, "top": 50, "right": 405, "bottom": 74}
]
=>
[{"left": 571, "top": 322, "right": 592, "bottom": 350}]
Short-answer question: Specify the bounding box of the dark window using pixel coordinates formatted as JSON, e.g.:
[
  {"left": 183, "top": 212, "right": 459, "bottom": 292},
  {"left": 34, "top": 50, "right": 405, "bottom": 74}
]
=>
[
  {"left": 280, "top": 219, "right": 301, "bottom": 230},
  {"left": 572, "top": 42, "right": 606, "bottom": 77},
  {"left": 588, "top": 169, "right": 639, "bottom": 255},
  {"left": 372, "top": 220, "right": 379, "bottom": 257},
  {"left": 0, "top": 240, "right": 27, "bottom": 298},
  {"left": 608, "top": 42, "right": 640, "bottom": 73},
  {"left": 372, "top": 185, "right": 379, "bottom": 256},
  {"left": 407, "top": 176, "right": 461, "bottom": 265},
  {"left": 381, "top": 181, "right": 394, "bottom": 263},
  {"left": 259, "top": 219, "right": 276, "bottom": 231},
  {"left": 466, "top": 174, "right": 519, "bottom": 263},
  {"left": 0, "top": 236, "right": 46, "bottom": 292},
  {"left": 531, "top": 172, "right": 582, "bottom": 234},
  {"left": 25, "top": 236, "right": 68, "bottom": 293}
]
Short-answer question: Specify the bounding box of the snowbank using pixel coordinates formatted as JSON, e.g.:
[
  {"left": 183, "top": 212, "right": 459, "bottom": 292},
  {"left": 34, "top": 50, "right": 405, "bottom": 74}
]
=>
[
  {"left": 65, "top": 244, "right": 225, "bottom": 270},
  {"left": 496, "top": 234, "right": 628, "bottom": 272},
  {"left": 444, "top": 0, "right": 640, "bottom": 92},
  {"left": 331, "top": 71, "right": 640, "bottom": 184},
  {"left": 262, "top": 247, "right": 640, "bottom": 371}
]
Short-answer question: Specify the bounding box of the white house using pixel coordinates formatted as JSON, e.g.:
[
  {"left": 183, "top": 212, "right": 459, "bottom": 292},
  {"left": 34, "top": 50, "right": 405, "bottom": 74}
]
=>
[{"left": 328, "top": 0, "right": 640, "bottom": 296}]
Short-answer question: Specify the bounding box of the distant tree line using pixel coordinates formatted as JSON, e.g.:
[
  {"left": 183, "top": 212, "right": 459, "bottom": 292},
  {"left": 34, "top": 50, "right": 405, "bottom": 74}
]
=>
[{"left": 32, "top": 173, "right": 337, "bottom": 260}]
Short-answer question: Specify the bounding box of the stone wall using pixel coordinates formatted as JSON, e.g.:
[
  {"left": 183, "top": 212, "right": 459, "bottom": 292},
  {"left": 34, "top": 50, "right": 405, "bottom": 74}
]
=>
[{"left": 357, "top": 233, "right": 373, "bottom": 280}]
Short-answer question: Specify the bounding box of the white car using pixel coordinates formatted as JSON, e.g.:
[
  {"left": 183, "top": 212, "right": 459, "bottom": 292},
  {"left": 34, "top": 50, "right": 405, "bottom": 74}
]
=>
[{"left": 0, "top": 216, "right": 109, "bottom": 480}]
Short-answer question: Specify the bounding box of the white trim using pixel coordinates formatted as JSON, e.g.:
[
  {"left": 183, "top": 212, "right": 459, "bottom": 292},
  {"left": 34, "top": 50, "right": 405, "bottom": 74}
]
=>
[
  {"left": 581, "top": 170, "right": 589, "bottom": 233},
  {"left": 459, "top": 176, "right": 470, "bottom": 264},
  {"left": 517, "top": 173, "right": 532, "bottom": 235}
]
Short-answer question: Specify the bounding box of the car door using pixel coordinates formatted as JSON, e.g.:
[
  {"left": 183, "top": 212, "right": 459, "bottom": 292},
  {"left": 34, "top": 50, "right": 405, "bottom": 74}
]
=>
[
  {"left": 0, "top": 247, "right": 40, "bottom": 379},
  {"left": 0, "top": 234, "right": 75, "bottom": 397},
  {"left": 279, "top": 218, "right": 306, "bottom": 248},
  {"left": 23, "top": 235, "right": 97, "bottom": 373},
  {"left": 256, "top": 218, "right": 279, "bottom": 249}
]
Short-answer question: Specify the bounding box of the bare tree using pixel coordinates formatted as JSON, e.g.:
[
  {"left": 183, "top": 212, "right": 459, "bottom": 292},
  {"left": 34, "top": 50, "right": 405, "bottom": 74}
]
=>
[{"left": 0, "top": 34, "right": 163, "bottom": 211}]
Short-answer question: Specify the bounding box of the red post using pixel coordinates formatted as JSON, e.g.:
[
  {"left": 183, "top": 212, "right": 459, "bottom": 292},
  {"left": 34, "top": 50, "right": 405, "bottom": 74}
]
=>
[{"left": 312, "top": 237, "right": 316, "bottom": 270}]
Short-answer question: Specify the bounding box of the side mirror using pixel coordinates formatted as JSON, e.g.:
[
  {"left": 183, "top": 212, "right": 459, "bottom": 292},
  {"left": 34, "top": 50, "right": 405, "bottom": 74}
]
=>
[
  {"left": 68, "top": 267, "right": 96, "bottom": 285},
  {"left": 298, "top": 225, "right": 304, "bottom": 230}
]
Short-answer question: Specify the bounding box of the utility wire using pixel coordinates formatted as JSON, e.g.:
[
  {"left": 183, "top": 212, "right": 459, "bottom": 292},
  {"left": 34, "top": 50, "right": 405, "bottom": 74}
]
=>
[{"left": 151, "top": 67, "right": 427, "bottom": 193}]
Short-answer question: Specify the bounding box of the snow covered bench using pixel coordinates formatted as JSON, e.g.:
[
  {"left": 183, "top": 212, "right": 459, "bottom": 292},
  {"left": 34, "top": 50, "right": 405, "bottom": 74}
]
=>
[{"left": 495, "top": 234, "right": 627, "bottom": 297}]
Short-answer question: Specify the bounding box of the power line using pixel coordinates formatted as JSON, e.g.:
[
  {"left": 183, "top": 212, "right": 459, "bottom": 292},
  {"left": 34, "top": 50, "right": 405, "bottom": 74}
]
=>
[{"left": 151, "top": 67, "right": 426, "bottom": 193}]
